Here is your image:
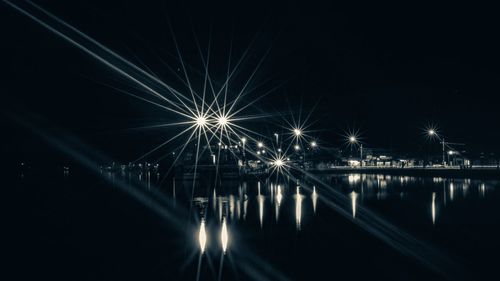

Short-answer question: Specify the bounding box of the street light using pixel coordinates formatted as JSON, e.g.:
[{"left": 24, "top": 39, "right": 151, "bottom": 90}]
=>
[
  {"left": 274, "top": 159, "right": 284, "bottom": 167},
  {"left": 294, "top": 144, "right": 300, "bottom": 151},
  {"left": 348, "top": 135, "right": 363, "bottom": 163},
  {"left": 257, "top": 142, "right": 264, "bottom": 148},
  {"left": 196, "top": 116, "right": 207, "bottom": 127},
  {"left": 293, "top": 128, "right": 302, "bottom": 137},
  {"left": 218, "top": 116, "right": 228, "bottom": 126},
  {"left": 428, "top": 129, "right": 436, "bottom": 136},
  {"left": 311, "top": 141, "right": 317, "bottom": 148}
]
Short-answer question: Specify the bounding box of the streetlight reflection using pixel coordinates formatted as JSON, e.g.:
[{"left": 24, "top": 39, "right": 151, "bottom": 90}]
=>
[
  {"left": 199, "top": 220, "right": 207, "bottom": 254},
  {"left": 258, "top": 192, "right": 265, "bottom": 228},
  {"left": 295, "top": 186, "right": 303, "bottom": 230},
  {"left": 275, "top": 185, "right": 283, "bottom": 221},
  {"left": 431, "top": 192, "right": 437, "bottom": 225},
  {"left": 312, "top": 186, "right": 318, "bottom": 213},
  {"left": 221, "top": 218, "right": 229, "bottom": 254},
  {"left": 350, "top": 191, "right": 358, "bottom": 218}
]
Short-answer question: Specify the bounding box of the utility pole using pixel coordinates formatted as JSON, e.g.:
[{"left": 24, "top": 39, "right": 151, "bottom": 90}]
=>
[
  {"left": 442, "top": 138, "right": 445, "bottom": 166},
  {"left": 360, "top": 144, "right": 363, "bottom": 165}
]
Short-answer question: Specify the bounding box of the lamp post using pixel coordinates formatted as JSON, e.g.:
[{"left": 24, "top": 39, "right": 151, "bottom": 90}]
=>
[
  {"left": 349, "top": 136, "right": 363, "bottom": 165},
  {"left": 428, "top": 129, "right": 447, "bottom": 166},
  {"left": 241, "top": 137, "right": 247, "bottom": 161}
]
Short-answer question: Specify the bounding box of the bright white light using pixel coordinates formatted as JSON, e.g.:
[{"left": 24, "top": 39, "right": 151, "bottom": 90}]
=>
[
  {"left": 199, "top": 220, "right": 207, "bottom": 253},
  {"left": 351, "top": 191, "right": 358, "bottom": 218},
  {"left": 448, "top": 150, "right": 453, "bottom": 155},
  {"left": 274, "top": 159, "right": 284, "bottom": 167},
  {"left": 431, "top": 192, "right": 436, "bottom": 225},
  {"left": 218, "top": 116, "right": 228, "bottom": 126},
  {"left": 428, "top": 129, "right": 435, "bottom": 135},
  {"left": 294, "top": 144, "right": 300, "bottom": 151},
  {"left": 276, "top": 185, "right": 283, "bottom": 205},
  {"left": 221, "top": 218, "right": 228, "bottom": 253},
  {"left": 241, "top": 137, "right": 247, "bottom": 144},
  {"left": 257, "top": 142, "right": 264, "bottom": 148},
  {"left": 293, "top": 128, "right": 302, "bottom": 136},
  {"left": 295, "top": 186, "right": 302, "bottom": 230},
  {"left": 312, "top": 186, "right": 318, "bottom": 213},
  {"left": 196, "top": 116, "right": 207, "bottom": 126},
  {"left": 349, "top": 136, "right": 356, "bottom": 143},
  {"left": 311, "top": 141, "right": 317, "bottom": 147},
  {"left": 258, "top": 193, "right": 264, "bottom": 228}
]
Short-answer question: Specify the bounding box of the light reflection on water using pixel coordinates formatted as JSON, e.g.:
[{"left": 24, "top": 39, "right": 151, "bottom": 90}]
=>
[
  {"left": 98, "top": 170, "right": 500, "bottom": 279},
  {"left": 183, "top": 174, "right": 496, "bottom": 255},
  {"left": 295, "top": 186, "right": 303, "bottom": 230}
]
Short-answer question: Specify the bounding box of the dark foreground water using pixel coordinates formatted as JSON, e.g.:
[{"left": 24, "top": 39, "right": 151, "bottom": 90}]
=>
[{"left": 7, "top": 170, "right": 500, "bottom": 280}]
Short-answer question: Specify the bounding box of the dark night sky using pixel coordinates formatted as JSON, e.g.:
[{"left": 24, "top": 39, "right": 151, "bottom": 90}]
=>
[{"left": 2, "top": 1, "right": 500, "bottom": 163}]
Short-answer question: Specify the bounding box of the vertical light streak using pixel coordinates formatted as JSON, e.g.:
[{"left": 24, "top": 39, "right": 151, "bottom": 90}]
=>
[
  {"left": 243, "top": 196, "right": 248, "bottom": 220},
  {"left": 312, "top": 186, "right": 318, "bottom": 214},
  {"left": 431, "top": 192, "right": 437, "bottom": 225},
  {"left": 258, "top": 193, "right": 265, "bottom": 228},
  {"left": 221, "top": 218, "right": 229, "bottom": 254},
  {"left": 449, "top": 182, "right": 454, "bottom": 201},
  {"left": 351, "top": 191, "right": 358, "bottom": 218},
  {"left": 295, "top": 186, "right": 302, "bottom": 230},
  {"left": 199, "top": 220, "right": 207, "bottom": 254},
  {"left": 274, "top": 185, "right": 283, "bottom": 221}
]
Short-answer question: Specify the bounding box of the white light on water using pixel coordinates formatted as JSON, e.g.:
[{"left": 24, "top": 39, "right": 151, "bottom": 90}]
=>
[
  {"left": 431, "top": 192, "right": 436, "bottom": 225},
  {"left": 276, "top": 185, "right": 283, "bottom": 205},
  {"left": 221, "top": 218, "right": 229, "bottom": 254},
  {"left": 312, "top": 186, "right": 318, "bottom": 213},
  {"left": 199, "top": 220, "right": 207, "bottom": 253},
  {"left": 295, "top": 186, "right": 302, "bottom": 230},
  {"left": 258, "top": 193, "right": 265, "bottom": 227},
  {"left": 351, "top": 191, "right": 358, "bottom": 218}
]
